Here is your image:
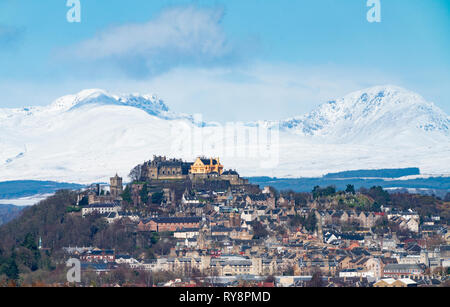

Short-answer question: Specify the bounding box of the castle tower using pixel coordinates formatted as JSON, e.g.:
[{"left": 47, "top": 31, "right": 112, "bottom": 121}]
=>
[{"left": 110, "top": 174, "right": 123, "bottom": 198}]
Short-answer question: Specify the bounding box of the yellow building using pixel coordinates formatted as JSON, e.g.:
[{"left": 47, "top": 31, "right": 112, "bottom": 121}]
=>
[
  {"left": 190, "top": 157, "right": 224, "bottom": 175},
  {"left": 373, "top": 278, "right": 417, "bottom": 287}
]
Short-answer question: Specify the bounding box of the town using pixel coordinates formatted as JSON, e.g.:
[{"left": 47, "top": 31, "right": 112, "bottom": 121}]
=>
[{"left": 49, "top": 155, "right": 449, "bottom": 287}]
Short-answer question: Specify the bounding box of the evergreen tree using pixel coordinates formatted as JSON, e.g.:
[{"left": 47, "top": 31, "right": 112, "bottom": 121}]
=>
[
  {"left": 371, "top": 202, "right": 382, "bottom": 212},
  {"left": 121, "top": 185, "right": 132, "bottom": 203},
  {"left": 312, "top": 186, "right": 321, "bottom": 199},
  {"left": 78, "top": 196, "right": 89, "bottom": 206},
  {"left": 312, "top": 186, "right": 336, "bottom": 199},
  {"left": 289, "top": 215, "right": 304, "bottom": 228},
  {"left": 22, "top": 233, "right": 38, "bottom": 251},
  {"left": 345, "top": 184, "right": 356, "bottom": 194},
  {"left": 305, "top": 212, "right": 317, "bottom": 232},
  {"left": 1, "top": 257, "right": 19, "bottom": 280},
  {"left": 151, "top": 191, "right": 163, "bottom": 205},
  {"left": 252, "top": 221, "right": 269, "bottom": 239},
  {"left": 140, "top": 184, "right": 149, "bottom": 204},
  {"left": 366, "top": 186, "right": 390, "bottom": 206}
]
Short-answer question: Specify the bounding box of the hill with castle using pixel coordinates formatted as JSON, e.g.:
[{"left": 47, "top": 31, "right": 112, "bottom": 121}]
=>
[{"left": 79, "top": 155, "right": 259, "bottom": 216}]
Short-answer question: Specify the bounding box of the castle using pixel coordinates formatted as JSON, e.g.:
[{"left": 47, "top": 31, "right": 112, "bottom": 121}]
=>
[
  {"left": 78, "top": 174, "right": 124, "bottom": 206},
  {"left": 141, "top": 156, "right": 192, "bottom": 180},
  {"left": 139, "top": 156, "right": 247, "bottom": 186}
]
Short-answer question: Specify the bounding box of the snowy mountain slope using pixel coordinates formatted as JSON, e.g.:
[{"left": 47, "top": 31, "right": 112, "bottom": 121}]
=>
[
  {"left": 0, "top": 104, "right": 184, "bottom": 183},
  {"left": 0, "top": 86, "right": 449, "bottom": 183},
  {"left": 278, "top": 85, "right": 450, "bottom": 144},
  {"left": 10, "top": 89, "right": 193, "bottom": 121}
]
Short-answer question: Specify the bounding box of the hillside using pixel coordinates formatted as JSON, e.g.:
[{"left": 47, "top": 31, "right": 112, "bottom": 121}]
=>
[
  {"left": 323, "top": 168, "right": 421, "bottom": 179},
  {"left": 0, "top": 180, "right": 84, "bottom": 199},
  {"left": 0, "top": 189, "right": 168, "bottom": 256},
  {"left": 0, "top": 190, "right": 170, "bottom": 282},
  {"left": 0, "top": 204, "right": 24, "bottom": 226}
]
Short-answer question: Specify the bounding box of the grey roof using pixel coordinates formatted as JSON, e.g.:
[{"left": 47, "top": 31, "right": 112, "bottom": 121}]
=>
[
  {"left": 222, "top": 170, "right": 239, "bottom": 176},
  {"left": 86, "top": 203, "right": 119, "bottom": 208},
  {"left": 144, "top": 216, "right": 202, "bottom": 224},
  {"left": 384, "top": 263, "right": 423, "bottom": 271}
]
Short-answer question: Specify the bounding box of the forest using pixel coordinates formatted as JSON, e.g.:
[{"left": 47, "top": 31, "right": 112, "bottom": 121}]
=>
[{"left": 0, "top": 190, "right": 175, "bottom": 283}]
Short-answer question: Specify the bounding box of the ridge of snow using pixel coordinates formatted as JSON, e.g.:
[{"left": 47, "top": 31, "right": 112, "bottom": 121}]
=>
[{"left": 47, "top": 89, "right": 182, "bottom": 120}]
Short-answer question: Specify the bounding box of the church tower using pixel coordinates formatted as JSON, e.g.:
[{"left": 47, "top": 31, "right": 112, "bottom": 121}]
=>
[{"left": 110, "top": 174, "right": 123, "bottom": 198}]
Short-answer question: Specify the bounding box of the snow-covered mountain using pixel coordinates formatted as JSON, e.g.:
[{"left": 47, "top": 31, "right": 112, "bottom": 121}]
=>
[
  {"left": 278, "top": 85, "right": 449, "bottom": 144},
  {"left": 6, "top": 89, "right": 192, "bottom": 121},
  {"left": 0, "top": 85, "right": 449, "bottom": 183}
]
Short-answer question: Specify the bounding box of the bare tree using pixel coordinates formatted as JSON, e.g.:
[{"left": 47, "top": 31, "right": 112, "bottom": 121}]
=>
[
  {"left": 307, "top": 267, "right": 325, "bottom": 287},
  {"left": 129, "top": 165, "right": 143, "bottom": 182},
  {"left": 139, "top": 270, "right": 154, "bottom": 287}
]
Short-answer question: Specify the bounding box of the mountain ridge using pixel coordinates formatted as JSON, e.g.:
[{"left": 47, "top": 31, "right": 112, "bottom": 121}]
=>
[
  {"left": 0, "top": 85, "right": 449, "bottom": 183},
  {"left": 277, "top": 85, "right": 449, "bottom": 143}
]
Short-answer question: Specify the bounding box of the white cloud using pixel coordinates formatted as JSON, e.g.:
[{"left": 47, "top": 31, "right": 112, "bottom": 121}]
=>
[{"left": 64, "top": 6, "right": 232, "bottom": 77}]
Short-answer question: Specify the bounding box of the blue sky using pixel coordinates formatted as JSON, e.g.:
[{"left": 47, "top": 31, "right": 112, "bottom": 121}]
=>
[{"left": 0, "top": 0, "right": 449, "bottom": 121}]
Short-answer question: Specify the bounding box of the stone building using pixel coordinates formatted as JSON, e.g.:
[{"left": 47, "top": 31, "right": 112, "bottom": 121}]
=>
[
  {"left": 110, "top": 174, "right": 123, "bottom": 198},
  {"left": 137, "top": 216, "right": 202, "bottom": 232},
  {"left": 82, "top": 202, "right": 121, "bottom": 217},
  {"left": 220, "top": 170, "right": 249, "bottom": 185},
  {"left": 141, "top": 156, "right": 192, "bottom": 180},
  {"left": 190, "top": 157, "right": 224, "bottom": 175}
]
